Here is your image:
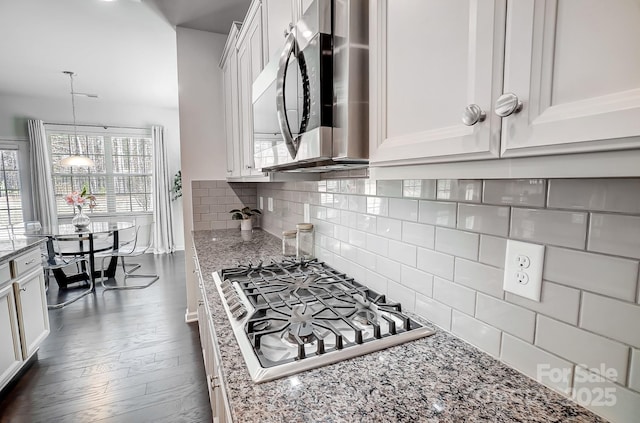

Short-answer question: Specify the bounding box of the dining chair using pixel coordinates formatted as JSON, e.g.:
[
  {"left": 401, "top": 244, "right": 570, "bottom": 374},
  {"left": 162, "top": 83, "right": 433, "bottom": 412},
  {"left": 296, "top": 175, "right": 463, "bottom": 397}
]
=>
[
  {"left": 43, "top": 234, "right": 94, "bottom": 309},
  {"left": 98, "top": 223, "right": 159, "bottom": 290}
]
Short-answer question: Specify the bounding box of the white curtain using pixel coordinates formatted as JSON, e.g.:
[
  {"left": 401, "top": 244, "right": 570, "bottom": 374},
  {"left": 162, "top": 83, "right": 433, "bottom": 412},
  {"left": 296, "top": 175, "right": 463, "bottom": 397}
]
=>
[
  {"left": 152, "top": 125, "right": 175, "bottom": 254},
  {"left": 27, "top": 120, "right": 58, "bottom": 230}
]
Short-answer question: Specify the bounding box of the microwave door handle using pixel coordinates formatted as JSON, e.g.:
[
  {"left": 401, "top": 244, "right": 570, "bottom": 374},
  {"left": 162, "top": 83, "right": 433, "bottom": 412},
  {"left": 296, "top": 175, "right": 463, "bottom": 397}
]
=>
[{"left": 276, "top": 31, "right": 298, "bottom": 159}]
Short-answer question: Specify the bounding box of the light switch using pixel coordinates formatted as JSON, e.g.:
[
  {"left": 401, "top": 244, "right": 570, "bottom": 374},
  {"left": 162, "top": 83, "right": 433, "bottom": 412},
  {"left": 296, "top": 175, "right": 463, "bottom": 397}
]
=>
[{"left": 267, "top": 197, "right": 273, "bottom": 212}]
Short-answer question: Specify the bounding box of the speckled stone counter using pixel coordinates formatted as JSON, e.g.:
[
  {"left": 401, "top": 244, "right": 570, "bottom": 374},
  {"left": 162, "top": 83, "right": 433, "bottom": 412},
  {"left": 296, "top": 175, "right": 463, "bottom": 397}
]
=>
[
  {"left": 193, "top": 229, "right": 603, "bottom": 423},
  {"left": 0, "top": 237, "right": 46, "bottom": 264}
]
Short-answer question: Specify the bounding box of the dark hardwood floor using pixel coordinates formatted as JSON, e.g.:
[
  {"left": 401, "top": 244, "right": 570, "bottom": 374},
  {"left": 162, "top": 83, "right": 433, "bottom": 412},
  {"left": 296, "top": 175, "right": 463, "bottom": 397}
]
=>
[{"left": 0, "top": 251, "right": 212, "bottom": 423}]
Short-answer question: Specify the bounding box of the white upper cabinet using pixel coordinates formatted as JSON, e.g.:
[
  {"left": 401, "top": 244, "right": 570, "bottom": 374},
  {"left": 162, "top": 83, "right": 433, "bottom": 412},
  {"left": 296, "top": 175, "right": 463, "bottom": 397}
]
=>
[
  {"left": 221, "top": 23, "right": 241, "bottom": 178},
  {"left": 369, "top": 0, "right": 506, "bottom": 166},
  {"left": 370, "top": 0, "right": 640, "bottom": 176},
  {"left": 237, "top": 1, "right": 266, "bottom": 177},
  {"left": 263, "top": 0, "right": 295, "bottom": 65},
  {"left": 500, "top": 0, "right": 640, "bottom": 157}
]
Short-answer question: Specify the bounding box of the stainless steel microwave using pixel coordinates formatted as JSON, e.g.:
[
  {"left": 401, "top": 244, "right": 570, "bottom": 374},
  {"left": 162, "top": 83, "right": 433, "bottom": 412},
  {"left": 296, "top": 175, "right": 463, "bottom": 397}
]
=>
[{"left": 252, "top": 0, "right": 368, "bottom": 172}]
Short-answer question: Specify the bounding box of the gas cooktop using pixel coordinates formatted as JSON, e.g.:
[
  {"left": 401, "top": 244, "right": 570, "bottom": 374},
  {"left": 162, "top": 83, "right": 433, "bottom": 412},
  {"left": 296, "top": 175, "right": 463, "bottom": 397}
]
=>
[{"left": 213, "top": 259, "right": 435, "bottom": 383}]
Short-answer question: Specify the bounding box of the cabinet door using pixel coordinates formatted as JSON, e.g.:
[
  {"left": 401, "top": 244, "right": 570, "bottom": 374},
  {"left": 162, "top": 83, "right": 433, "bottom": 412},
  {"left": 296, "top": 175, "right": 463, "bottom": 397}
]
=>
[
  {"left": 223, "top": 47, "right": 241, "bottom": 177},
  {"left": 0, "top": 284, "right": 22, "bottom": 388},
  {"left": 237, "top": 4, "right": 266, "bottom": 176},
  {"left": 501, "top": 0, "right": 640, "bottom": 157},
  {"left": 14, "top": 268, "right": 50, "bottom": 359},
  {"left": 263, "top": 0, "right": 295, "bottom": 65},
  {"left": 370, "top": 0, "right": 506, "bottom": 167}
]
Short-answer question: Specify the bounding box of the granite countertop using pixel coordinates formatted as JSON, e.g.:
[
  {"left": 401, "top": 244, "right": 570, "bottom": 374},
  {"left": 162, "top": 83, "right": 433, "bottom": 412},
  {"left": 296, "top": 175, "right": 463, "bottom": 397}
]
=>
[
  {"left": 193, "top": 229, "right": 603, "bottom": 423},
  {"left": 0, "top": 237, "right": 46, "bottom": 264}
]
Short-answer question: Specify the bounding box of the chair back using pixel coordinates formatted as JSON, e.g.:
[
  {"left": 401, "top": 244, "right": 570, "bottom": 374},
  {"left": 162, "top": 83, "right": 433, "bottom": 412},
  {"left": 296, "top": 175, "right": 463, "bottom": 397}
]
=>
[{"left": 118, "top": 223, "right": 153, "bottom": 254}]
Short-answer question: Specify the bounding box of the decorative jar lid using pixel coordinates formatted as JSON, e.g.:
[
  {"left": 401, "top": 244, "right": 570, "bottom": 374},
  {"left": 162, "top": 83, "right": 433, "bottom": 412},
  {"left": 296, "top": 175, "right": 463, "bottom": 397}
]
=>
[
  {"left": 296, "top": 223, "right": 314, "bottom": 232},
  {"left": 282, "top": 230, "right": 297, "bottom": 238}
]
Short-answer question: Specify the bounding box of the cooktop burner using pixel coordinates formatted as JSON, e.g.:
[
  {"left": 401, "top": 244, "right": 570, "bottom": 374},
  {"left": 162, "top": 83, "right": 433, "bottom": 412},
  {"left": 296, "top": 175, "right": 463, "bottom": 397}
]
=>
[{"left": 213, "top": 259, "right": 435, "bottom": 383}]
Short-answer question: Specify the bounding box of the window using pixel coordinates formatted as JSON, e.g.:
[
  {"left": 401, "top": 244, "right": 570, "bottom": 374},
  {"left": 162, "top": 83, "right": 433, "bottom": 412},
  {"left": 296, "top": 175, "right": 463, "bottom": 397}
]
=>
[
  {"left": 0, "top": 149, "right": 24, "bottom": 227},
  {"left": 47, "top": 126, "right": 153, "bottom": 216}
]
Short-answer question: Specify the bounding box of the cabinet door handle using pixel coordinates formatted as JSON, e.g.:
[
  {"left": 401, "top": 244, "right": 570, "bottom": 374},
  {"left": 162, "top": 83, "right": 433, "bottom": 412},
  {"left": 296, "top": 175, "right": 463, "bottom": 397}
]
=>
[
  {"left": 20, "top": 287, "right": 26, "bottom": 292},
  {"left": 24, "top": 258, "right": 36, "bottom": 265},
  {"left": 495, "top": 93, "right": 523, "bottom": 117},
  {"left": 461, "top": 104, "right": 486, "bottom": 126}
]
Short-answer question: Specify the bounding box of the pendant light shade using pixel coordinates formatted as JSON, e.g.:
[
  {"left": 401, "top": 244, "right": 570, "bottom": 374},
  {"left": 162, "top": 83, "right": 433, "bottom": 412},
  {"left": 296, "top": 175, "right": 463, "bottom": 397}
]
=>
[{"left": 59, "top": 71, "right": 95, "bottom": 168}]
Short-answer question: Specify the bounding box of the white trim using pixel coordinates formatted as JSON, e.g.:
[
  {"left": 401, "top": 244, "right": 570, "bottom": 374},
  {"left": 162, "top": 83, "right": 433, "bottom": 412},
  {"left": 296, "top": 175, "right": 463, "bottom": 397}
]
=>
[{"left": 370, "top": 149, "right": 640, "bottom": 180}]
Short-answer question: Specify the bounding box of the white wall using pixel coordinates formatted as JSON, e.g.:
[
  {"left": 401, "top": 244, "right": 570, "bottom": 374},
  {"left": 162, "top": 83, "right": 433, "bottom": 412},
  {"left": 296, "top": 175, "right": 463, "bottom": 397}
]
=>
[
  {"left": 176, "top": 27, "right": 228, "bottom": 321},
  {"left": 0, "top": 93, "right": 184, "bottom": 249}
]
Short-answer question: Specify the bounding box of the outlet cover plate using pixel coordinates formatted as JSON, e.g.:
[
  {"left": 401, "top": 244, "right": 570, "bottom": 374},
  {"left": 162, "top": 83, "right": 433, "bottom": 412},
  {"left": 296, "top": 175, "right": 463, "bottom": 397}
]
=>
[
  {"left": 267, "top": 197, "right": 274, "bottom": 212},
  {"left": 503, "top": 240, "right": 545, "bottom": 301}
]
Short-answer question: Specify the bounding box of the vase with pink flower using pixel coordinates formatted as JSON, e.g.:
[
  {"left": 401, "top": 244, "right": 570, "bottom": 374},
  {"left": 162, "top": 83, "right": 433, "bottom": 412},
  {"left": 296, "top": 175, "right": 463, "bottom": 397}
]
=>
[{"left": 65, "top": 185, "right": 97, "bottom": 231}]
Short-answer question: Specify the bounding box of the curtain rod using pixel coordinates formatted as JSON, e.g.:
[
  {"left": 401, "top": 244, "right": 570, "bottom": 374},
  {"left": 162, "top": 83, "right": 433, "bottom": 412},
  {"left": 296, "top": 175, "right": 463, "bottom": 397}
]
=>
[{"left": 44, "top": 122, "right": 150, "bottom": 130}]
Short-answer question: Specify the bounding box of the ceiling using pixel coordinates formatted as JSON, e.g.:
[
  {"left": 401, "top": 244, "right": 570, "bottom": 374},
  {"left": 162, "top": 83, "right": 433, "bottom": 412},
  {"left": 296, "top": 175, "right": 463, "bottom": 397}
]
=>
[
  {"left": 147, "top": 0, "right": 251, "bottom": 34},
  {"left": 0, "top": 0, "right": 250, "bottom": 109}
]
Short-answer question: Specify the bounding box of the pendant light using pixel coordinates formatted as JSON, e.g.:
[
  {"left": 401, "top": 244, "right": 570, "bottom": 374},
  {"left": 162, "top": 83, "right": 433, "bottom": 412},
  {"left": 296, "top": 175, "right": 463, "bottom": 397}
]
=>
[{"left": 59, "top": 71, "right": 95, "bottom": 167}]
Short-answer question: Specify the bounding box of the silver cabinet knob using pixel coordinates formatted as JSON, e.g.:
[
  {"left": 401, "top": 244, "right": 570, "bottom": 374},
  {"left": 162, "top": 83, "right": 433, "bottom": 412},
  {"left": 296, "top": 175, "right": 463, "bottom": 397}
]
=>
[
  {"left": 495, "top": 93, "right": 523, "bottom": 117},
  {"left": 462, "top": 104, "right": 486, "bottom": 126}
]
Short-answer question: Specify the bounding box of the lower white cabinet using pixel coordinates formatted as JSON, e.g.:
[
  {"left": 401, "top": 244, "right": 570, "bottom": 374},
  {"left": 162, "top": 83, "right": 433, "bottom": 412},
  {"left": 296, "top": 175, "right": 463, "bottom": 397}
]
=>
[
  {"left": 194, "top": 254, "right": 232, "bottom": 423},
  {"left": 0, "top": 283, "right": 22, "bottom": 388},
  {"left": 14, "top": 267, "right": 50, "bottom": 359},
  {"left": 0, "top": 246, "right": 50, "bottom": 392}
]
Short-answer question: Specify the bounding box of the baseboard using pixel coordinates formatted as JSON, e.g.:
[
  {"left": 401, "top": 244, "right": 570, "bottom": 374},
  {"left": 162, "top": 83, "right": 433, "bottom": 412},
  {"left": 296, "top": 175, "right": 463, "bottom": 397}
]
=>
[{"left": 184, "top": 309, "right": 198, "bottom": 323}]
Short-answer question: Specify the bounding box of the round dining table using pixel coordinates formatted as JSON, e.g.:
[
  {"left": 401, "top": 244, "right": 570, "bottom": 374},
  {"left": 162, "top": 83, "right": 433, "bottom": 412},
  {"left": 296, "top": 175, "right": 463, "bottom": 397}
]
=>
[{"left": 32, "top": 221, "right": 135, "bottom": 290}]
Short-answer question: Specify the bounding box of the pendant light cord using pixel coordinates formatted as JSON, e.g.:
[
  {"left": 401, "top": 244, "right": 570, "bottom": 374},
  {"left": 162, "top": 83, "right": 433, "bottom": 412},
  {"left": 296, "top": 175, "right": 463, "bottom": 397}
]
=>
[{"left": 65, "top": 71, "right": 82, "bottom": 155}]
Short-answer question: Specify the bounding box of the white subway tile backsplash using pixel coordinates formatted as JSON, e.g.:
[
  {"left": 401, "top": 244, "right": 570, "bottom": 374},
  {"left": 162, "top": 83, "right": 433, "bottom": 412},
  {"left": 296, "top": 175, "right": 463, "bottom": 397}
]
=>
[
  {"left": 376, "top": 255, "right": 401, "bottom": 282},
  {"left": 334, "top": 225, "right": 350, "bottom": 242},
  {"left": 356, "top": 215, "right": 377, "bottom": 233},
  {"left": 401, "top": 221, "right": 435, "bottom": 249},
  {"left": 573, "top": 367, "right": 640, "bottom": 423},
  {"left": 388, "top": 240, "right": 417, "bottom": 267},
  {"left": 366, "top": 233, "right": 389, "bottom": 256},
  {"left": 479, "top": 235, "right": 507, "bottom": 268},
  {"left": 348, "top": 195, "right": 366, "bottom": 213},
  {"left": 376, "top": 180, "right": 403, "bottom": 197},
  {"left": 535, "top": 316, "right": 629, "bottom": 384},
  {"left": 388, "top": 198, "right": 419, "bottom": 221},
  {"left": 483, "top": 179, "right": 547, "bottom": 207},
  {"left": 457, "top": 204, "right": 510, "bottom": 237},
  {"left": 433, "top": 277, "right": 476, "bottom": 315},
  {"left": 630, "top": 349, "right": 640, "bottom": 393},
  {"left": 454, "top": 258, "right": 504, "bottom": 298},
  {"left": 340, "top": 242, "right": 358, "bottom": 262},
  {"left": 543, "top": 246, "right": 639, "bottom": 302},
  {"left": 348, "top": 229, "right": 366, "bottom": 248},
  {"left": 437, "top": 179, "right": 482, "bottom": 203},
  {"left": 580, "top": 293, "right": 640, "bottom": 348},
  {"left": 588, "top": 213, "right": 640, "bottom": 259},
  {"left": 400, "top": 265, "right": 433, "bottom": 297},
  {"left": 476, "top": 294, "right": 535, "bottom": 343},
  {"left": 501, "top": 334, "right": 573, "bottom": 395},
  {"left": 435, "top": 227, "right": 479, "bottom": 260},
  {"left": 451, "top": 311, "right": 502, "bottom": 357},
  {"left": 356, "top": 247, "right": 377, "bottom": 270},
  {"left": 417, "top": 248, "right": 454, "bottom": 280},
  {"left": 416, "top": 294, "right": 452, "bottom": 330},
  {"left": 548, "top": 179, "right": 640, "bottom": 214},
  {"left": 365, "top": 269, "right": 388, "bottom": 295},
  {"left": 511, "top": 208, "right": 587, "bottom": 249},
  {"left": 418, "top": 200, "right": 457, "bottom": 227},
  {"left": 387, "top": 280, "right": 416, "bottom": 312},
  {"left": 403, "top": 179, "right": 436, "bottom": 199},
  {"left": 366, "top": 197, "right": 389, "bottom": 216},
  {"left": 376, "top": 217, "right": 402, "bottom": 241},
  {"left": 506, "top": 281, "right": 580, "bottom": 325}
]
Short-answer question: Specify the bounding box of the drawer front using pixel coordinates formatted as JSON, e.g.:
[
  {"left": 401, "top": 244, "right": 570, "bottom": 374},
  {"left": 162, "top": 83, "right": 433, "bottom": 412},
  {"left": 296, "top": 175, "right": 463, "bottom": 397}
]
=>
[
  {"left": 0, "top": 262, "right": 11, "bottom": 287},
  {"left": 12, "top": 249, "right": 42, "bottom": 278}
]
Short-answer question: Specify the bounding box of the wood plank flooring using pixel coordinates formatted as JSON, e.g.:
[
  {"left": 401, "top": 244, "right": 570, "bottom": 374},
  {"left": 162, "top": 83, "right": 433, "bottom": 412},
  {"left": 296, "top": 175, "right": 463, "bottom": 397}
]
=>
[{"left": 0, "top": 252, "right": 212, "bottom": 423}]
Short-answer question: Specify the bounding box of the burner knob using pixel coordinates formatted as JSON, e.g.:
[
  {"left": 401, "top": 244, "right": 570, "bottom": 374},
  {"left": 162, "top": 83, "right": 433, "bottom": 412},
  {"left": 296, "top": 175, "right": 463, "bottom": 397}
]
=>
[{"left": 231, "top": 306, "right": 247, "bottom": 320}]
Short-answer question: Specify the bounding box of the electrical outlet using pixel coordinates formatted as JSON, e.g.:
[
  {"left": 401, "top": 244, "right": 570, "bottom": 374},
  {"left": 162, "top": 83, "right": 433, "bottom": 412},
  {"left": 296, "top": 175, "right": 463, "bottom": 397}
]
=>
[
  {"left": 503, "top": 240, "right": 544, "bottom": 301},
  {"left": 303, "top": 203, "right": 310, "bottom": 222},
  {"left": 259, "top": 196, "right": 264, "bottom": 210},
  {"left": 267, "top": 197, "right": 274, "bottom": 212}
]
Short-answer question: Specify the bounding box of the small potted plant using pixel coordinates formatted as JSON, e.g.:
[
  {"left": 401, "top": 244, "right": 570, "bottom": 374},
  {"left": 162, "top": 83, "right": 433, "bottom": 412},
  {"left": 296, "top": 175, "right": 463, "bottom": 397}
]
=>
[{"left": 230, "top": 207, "right": 262, "bottom": 231}]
